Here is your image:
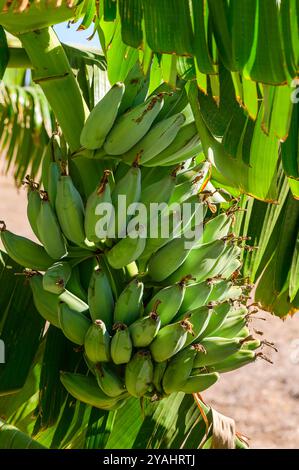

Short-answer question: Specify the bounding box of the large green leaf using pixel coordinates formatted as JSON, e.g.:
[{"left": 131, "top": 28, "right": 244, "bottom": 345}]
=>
[{"left": 0, "top": 251, "right": 44, "bottom": 396}]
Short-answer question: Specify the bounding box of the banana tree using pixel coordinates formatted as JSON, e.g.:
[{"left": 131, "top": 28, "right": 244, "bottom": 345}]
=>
[{"left": 0, "top": 0, "right": 297, "bottom": 450}]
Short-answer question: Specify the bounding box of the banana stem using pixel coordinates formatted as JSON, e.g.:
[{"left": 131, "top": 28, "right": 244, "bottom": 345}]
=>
[
  {"left": 125, "top": 262, "right": 139, "bottom": 279},
  {"left": 17, "top": 27, "right": 89, "bottom": 152}
]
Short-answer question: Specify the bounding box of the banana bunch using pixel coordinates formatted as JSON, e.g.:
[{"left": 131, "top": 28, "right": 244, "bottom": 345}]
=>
[{"left": 0, "top": 84, "right": 268, "bottom": 412}]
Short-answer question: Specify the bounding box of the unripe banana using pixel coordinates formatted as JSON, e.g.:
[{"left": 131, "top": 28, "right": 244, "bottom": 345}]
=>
[
  {"left": 30, "top": 274, "right": 88, "bottom": 327},
  {"left": 150, "top": 319, "right": 192, "bottom": 362},
  {"left": 179, "top": 281, "right": 212, "bottom": 314},
  {"left": 88, "top": 266, "right": 114, "bottom": 330},
  {"left": 193, "top": 337, "right": 245, "bottom": 367},
  {"left": 138, "top": 206, "right": 184, "bottom": 269},
  {"left": 37, "top": 193, "right": 68, "bottom": 260},
  {"left": 201, "top": 213, "right": 232, "bottom": 244},
  {"left": 60, "top": 372, "right": 127, "bottom": 410},
  {"left": 113, "top": 279, "right": 144, "bottom": 325},
  {"left": 108, "top": 163, "right": 141, "bottom": 238},
  {"left": 125, "top": 350, "right": 154, "bottom": 397},
  {"left": 139, "top": 171, "right": 176, "bottom": 212},
  {"left": 55, "top": 175, "right": 86, "bottom": 246},
  {"left": 211, "top": 310, "right": 247, "bottom": 339},
  {"left": 179, "top": 306, "right": 212, "bottom": 346},
  {"left": 111, "top": 323, "right": 133, "bottom": 365},
  {"left": 207, "top": 350, "right": 256, "bottom": 373},
  {"left": 106, "top": 225, "right": 146, "bottom": 270},
  {"left": 30, "top": 274, "right": 61, "bottom": 327},
  {"left": 144, "top": 122, "right": 201, "bottom": 167},
  {"left": 147, "top": 237, "right": 192, "bottom": 282},
  {"left": 43, "top": 261, "right": 71, "bottom": 294},
  {"left": 84, "top": 170, "right": 112, "bottom": 243},
  {"left": 241, "top": 338, "right": 261, "bottom": 351},
  {"left": 162, "top": 346, "right": 198, "bottom": 394},
  {"left": 145, "top": 282, "right": 186, "bottom": 326},
  {"left": 95, "top": 363, "right": 125, "bottom": 398},
  {"left": 47, "top": 162, "right": 61, "bottom": 207},
  {"left": 122, "top": 113, "right": 185, "bottom": 164},
  {"left": 152, "top": 361, "right": 167, "bottom": 393},
  {"left": 66, "top": 265, "right": 87, "bottom": 301},
  {"left": 220, "top": 259, "right": 241, "bottom": 280},
  {"left": 58, "top": 302, "right": 91, "bottom": 345},
  {"left": 129, "top": 301, "right": 161, "bottom": 347},
  {"left": 179, "top": 372, "right": 219, "bottom": 393},
  {"left": 199, "top": 302, "right": 231, "bottom": 339},
  {"left": 84, "top": 320, "right": 111, "bottom": 363},
  {"left": 166, "top": 239, "right": 226, "bottom": 284},
  {"left": 80, "top": 82, "right": 125, "bottom": 150},
  {"left": 104, "top": 94, "right": 164, "bottom": 155},
  {"left": 27, "top": 187, "right": 41, "bottom": 240},
  {"left": 207, "top": 280, "right": 242, "bottom": 303},
  {"left": 0, "top": 222, "right": 53, "bottom": 271}
]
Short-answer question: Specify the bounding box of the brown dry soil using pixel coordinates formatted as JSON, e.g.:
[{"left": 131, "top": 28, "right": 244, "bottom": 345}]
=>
[{"left": 1, "top": 171, "right": 299, "bottom": 449}]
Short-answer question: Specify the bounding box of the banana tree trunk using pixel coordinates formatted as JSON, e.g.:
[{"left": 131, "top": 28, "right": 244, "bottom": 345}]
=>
[{"left": 17, "top": 27, "right": 88, "bottom": 152}]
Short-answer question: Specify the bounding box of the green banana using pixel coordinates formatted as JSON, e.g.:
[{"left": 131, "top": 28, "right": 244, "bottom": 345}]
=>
[
  {"left": 179, "top": 281, "right": 212, "bottom": 314},
  {"left": 66, "top": 265, "right": 87, "bottom": 301},
  {"left": 95, "top": 363, "right": 125, "bottom": 398},
  {"left": 150, "top": 319, "right": 192, "bottom": 362},
  {"left": 193, "top": 337, "right": 245, "bottom": 367},
  {"left": 241, "top": 338, "right": 261, "bottom": 351},
  {"left": 26, "top": 187, "right": 41, "bottom": 240},
  {"left": 138, "top": 207, "right": 183, "bottom": 269},
  {"left": 0, "top": 222, "right": 53, "bottom": 271},
  {"left": 195, "top": 244, "right": 241, "bottom": 284},
  {"left": 179, "top": 372, "right": 219, "bottom": 393},
  {"left": 108, "top": 163, "right": 141, "bottom": 238},
  {"left": 84, "top": 170, "right": 112, "bottom": 243},
  {"left": 207, "top": 350, "right": 256, "bottom": 373},
  {"left": 88, "top": 266, "right": 114, "bottom": 330},
  {"left": 80, "top": 82, "right": 125, "bottom": 149},
  {"left": 166, "top": 239, "right": 226, "bottom": 283},
  {"left": 58, "top": 302, "right": 91, "bottom": 345},
  {"left": 47, "top": 162, "right": 61, "bottom": 208},
  {"left": 220, "top": 258, "right": 241, "bottom": 279},
  {"left": 201, "top": 213, "right": 232, "bottom": 244},
  {"left": 122, "top": 113, "right": 185, "bottom": 164},
  {"left": 129, "top": 301, "right": 161, "bottom": 347},
  {"left": 84, "top": 320, "right": 111, "bottom": 363},
  {"left": 106, "top": 226, "right": 146, "bottom": 269},
  {"left": 211, "top": 308, "right": 248, "bottom": 339},
  {"left": 43, "top": 261, "right": 71, "bottom": 294},
  {"left": 55, "top": 175, "right": 86, "bottom": 246},
  {"left": 207, "top": 280, "right": 242, "bottom": 303},
  {"left": 104, "top": 94, "right": 164, "bottom": 155},
  {"left": 145, "top": 283, "right": 186, "bottom": 326},
  {"left": 60, "top": 372, "right": 126, "bottom": 410},
  {"left": 111, "top": 323, "right": 133, "bottom": 364},
  {"left": 125, "top": 350, "right": 154, "bottom": 397},
  {"left": 30, "top": 274, "right": 88, "bottom": 326},
  {"left": 162, "top": 346, "right": 198, "bottom": 394},
  {"left": 113, "top": 279, "right": 144, "bottom": 325},
  {"left": 179, "top": 306, "right": 212, "bottom": 346},
  {"left": 144, "top": 122, "right": 201, "bottom": 167},
  {"left": 199, "top": 302, "right": 231, "bottom": 339},
  {"left": 147, "top": 237, "right": 193, "bottom": 282},
  {"left": 139, "top": 171, "right": 177, "bottom": 211},
  {"left": 37, "top": 193, "right": 68, "bottom": 260},
  {"left": 152, "top": 361, "right": 167, "bottom": 393},
  {"left": 30, "top": 274, "right": 61, "bottom": 327}
]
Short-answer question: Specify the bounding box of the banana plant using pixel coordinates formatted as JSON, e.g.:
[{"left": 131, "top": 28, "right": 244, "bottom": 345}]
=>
[{"left": 0, "top": 0, "right": 297, "bottom": 450}]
